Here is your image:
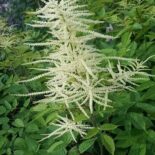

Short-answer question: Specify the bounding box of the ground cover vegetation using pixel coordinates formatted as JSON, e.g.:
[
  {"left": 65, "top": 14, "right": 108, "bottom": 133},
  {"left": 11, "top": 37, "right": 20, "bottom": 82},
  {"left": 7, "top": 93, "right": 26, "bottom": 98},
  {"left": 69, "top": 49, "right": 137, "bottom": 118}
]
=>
[{"left": 0, "top": 0, "right": 155, "bottom": 155}]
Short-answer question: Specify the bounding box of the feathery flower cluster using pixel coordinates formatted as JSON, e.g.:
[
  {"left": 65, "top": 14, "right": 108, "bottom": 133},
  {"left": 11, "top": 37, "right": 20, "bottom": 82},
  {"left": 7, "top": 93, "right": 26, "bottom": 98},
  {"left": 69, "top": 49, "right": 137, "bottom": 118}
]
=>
[
  {"left": 40, "top": 116, "right": 92, "bottom": 142},
  {"left": 18, "top": 0, "right": 153, "bottom": 141}
]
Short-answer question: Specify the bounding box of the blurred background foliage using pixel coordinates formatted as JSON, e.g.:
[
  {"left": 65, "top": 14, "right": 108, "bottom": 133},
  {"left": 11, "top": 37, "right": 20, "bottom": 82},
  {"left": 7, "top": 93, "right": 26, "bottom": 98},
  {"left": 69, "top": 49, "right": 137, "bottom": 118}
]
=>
[{"left": 0, "top": 0, "right": 155, "bottom": 155}]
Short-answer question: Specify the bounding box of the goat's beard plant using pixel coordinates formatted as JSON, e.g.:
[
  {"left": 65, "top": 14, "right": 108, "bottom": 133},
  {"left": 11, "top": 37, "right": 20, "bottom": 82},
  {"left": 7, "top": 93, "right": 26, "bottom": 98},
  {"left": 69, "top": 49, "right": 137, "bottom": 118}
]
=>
[{"left": 18, "top": 0, "right": 153, "bottom": 142}]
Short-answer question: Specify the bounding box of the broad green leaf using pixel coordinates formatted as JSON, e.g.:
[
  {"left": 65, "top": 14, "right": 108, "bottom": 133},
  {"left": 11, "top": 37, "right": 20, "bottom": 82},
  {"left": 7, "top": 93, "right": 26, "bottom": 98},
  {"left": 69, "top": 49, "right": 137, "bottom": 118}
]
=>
[
  {"left": 85, "top": 128, "right": 99, "bottom": 139},
  {"left": 101, "top": 134, "right": 115, "bottom": 155},
  {"left": 47, "top": 141, "right": 64, "bottom": 153},
  {"left": 0, "top": 106, "right": 6, "bottom": 115},
  {"left": 142, "top": 86, "right": 155, "bottom": 100},
  {"left": 25, "top": 136, "right": 38, "bottom": 152},
  {"left": 50, "top": 147, "right": 67, "bottom": 155},
  {"left": 136, "top": 103, "right": 155, "bottom": 114},
  {"left": 100, "top": 123, "right": 118, "bottom": 131},
  {"left": 148, "top": 130, "right": 155, "bottom": 143},
  {"left": 26, "top": 123, "right": 39, "bottom": 133},
  {"left": 14, "top": 138, "right": 26, "bottom": 149},
  {"left": 121, "top": 32, "right": 131, "bottom": 47},
  {"left": 0, "top": 136, "right": 6, "bottom": 148},
  {"left": 31, "top": 108, "right": 50, "bottom": 124},
  {"left": 31, "top": 104, "right": 47, "bottom": 112},
  {"left": 0, "top": 117, "right": 9, "bottom": 124},
  {"left": 24, "top": 99, "right": 30, "bottom": 107},
  {"left": 61, "top": 133, "right": 73, "bottom": 146},
  {"left": 129, "top": 113, "right": 146, "bottom": 130},
  {"left": 129, "top": 144, "right": 146, "bottom": 155},
  {"left": 4, "top": 101, "right": 12, "bottom": 110},
  {"left": 13, "top": 119, "right": 24, "bottom": 128},
  {"left": 74, "top": 113, "right": 88, "bottom": 122},
  {"left": 132, "top": 23, "right": 142, "bottom": 30},
  {"left": 137, "top": 81, "right": 155, "bottom": 91},
  {"left": 69, "top": 146, "right": 79, "bottom": 155},
  {"left": 14, "top": 150, "right": 24, "bottom": 155},
  {"left": 46, "top": 112, "right": 58, "bottom": 124},
  {"left": 116, "top": 139, "right": 132, "bottom": 149},
  {"left": 79, "top": 138, "right": 96, "bottom": 153}
]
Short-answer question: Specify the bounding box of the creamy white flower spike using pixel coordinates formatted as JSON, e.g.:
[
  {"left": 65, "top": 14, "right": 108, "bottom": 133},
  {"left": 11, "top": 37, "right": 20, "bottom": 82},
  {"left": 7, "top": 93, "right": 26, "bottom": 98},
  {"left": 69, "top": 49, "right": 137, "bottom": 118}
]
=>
[
  {"left": 39, "top": 116, "right": 92, "bottom": 142},
  {"left": 16, "top": 0, "right": 154, "bottom": 141},
  {"left": 107, "top": 58, "right": 154, "bottom": 91}
]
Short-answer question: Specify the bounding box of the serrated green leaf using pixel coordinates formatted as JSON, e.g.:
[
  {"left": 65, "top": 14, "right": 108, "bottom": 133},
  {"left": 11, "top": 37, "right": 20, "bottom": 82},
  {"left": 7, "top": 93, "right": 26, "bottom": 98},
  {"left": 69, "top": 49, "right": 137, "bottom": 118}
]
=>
[
  {"left": 101, "top": 134, "right": 115, "bottom": 155},
  {"left": 50, "top": 147, "right": 67, "bottom": 155},
  {"left": 14, "top": 150, "right": 24, "bottom": 155},
  {"left": 14, "top": 138, "right": 26, "bottom": 149},
  {"left": 136, "top": 103, "right": 155, "bottom": 114},
  {"left": 148, "top": 130, "right": 155, "bottom": 143},
  {"left": 0, "top": 106, "right": 6, "bottom": 115},
  {"left": 31, "top": 104, "right": 47, "bottom": 112},
  {"left": 137, "top": 81, "right": 155, "bottom": 91},
  {"left": 129, "top": 144, "right": 146, "bottom": 155},
  {"left": 69, "top": 146, "right": 79, "bottom": 155},
  {"left": 142, "top": 86, "right": 155, "bottom": 100},
  {"left": 85, "top": 128, "right": 99, "bottom": 139},
  {"left": 129, "top": 113, "right": 146, "bottom": 130},
  {"left": 0, "top": 136, "right": 6, "bottom": 148},
  {"left": 47, "top": 141, "right": 64, "bottom": 153},
  {"left": 46, "top": 112, "right": 58, "bottom": 124},
  {"left": 13, "top": 119, "right": 24, "bottom": 128},
  {"left": 100, "top": 123, "right": 118, "bottom": 131},
  {"left": 79, "top": 138, "right": 96, "bottom": 153},
  {"left": 26, "top": 123, "right": 39, "bottom": 133},
  {"left": 132, "top": 23, "right": 142, "bottom": 30},
  {"left": 25, "top": 136, "right": 38, "bottom": 152}
]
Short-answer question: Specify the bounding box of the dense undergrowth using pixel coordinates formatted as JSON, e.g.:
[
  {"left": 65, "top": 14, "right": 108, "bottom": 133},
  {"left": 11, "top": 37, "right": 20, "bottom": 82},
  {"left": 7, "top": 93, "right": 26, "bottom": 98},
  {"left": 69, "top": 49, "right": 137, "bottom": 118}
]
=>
[{"left": 0, "top": 0, "right": 155, "bottom": 155}]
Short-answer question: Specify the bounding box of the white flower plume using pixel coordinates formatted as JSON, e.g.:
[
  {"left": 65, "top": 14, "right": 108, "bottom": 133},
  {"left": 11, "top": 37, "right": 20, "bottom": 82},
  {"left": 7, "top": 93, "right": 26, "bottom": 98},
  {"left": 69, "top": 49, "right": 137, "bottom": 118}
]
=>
[
  {"left": 39, "top": 116, "right": 92, "bottom": 142},
  {"left": 16, "top": 0, "right": 154, "bottom": 141}
]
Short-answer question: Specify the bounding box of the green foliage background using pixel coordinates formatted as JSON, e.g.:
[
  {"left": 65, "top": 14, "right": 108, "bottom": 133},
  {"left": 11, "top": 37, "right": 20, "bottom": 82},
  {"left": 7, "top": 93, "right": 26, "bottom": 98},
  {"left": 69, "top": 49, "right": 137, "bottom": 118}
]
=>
[{"left": 0, "top": 0, "right": 155, "bottom": 155}]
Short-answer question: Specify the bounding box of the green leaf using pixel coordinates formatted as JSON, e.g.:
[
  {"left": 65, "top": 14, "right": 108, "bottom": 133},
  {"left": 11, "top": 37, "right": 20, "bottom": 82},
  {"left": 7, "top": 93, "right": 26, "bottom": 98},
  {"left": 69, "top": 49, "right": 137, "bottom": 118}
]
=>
[
  {"left": 136, "top": 103, "right": 155, "bottom": 114},
  {"left": 129, "top": 144, "right": 146, "bottom": 155},
  {"left": 100, "top": 123, "right": 118, "bottom": 131},
  {"left": 13, "top": 119, "right": 24, "bottom": 128},
  {"left": 0, "top": 117, "right": 9, "bottom": 125},
  {"left": 31, "top": 104, "right": 47, "bottom": 112},
  {"left": 69, "top": 146, "right": 79, "bottom": 155},
  {"left": 129, "top": 113, "right": 146, "bottom": 130},
  {"left": 116, "top": 139, "right": 133, "bottom": 149},
  {"left": 132, "top": 23, "right": 142, "bottom": 30},
  {"left": 0, "top": 136, "right": 6, "bottom": 148},
  {"left": 14, "top": 150, "right": 24, "bottom": 155},
  {"left": 25, "top": 136, "right": 38, "bottom": 152},
  {"left": 26, "top": 123, "right": 39, "bottom": 133},
  {"left": 85, "top": 128, "right": 99, "bottom": 139},
  {"left": 50, "top": 147, "right": 67, "bottom": 155},
  {"left": 74, "top": 113, "right": 88, "bottom": 122},
  {"left": 4, "top": 101, "right": 12, "bottom": 110},
  {"left": 142, "top": 86, "right": 155, "bottom": 100},
  {"left": 101, "top": 134, "right": 115, "bottom": 155},
  {"left": 46, "top": 112, "right": 58, "bottom": 124},
  {"left": 24, "top": 99, "right": 30, "bottom": 107},
  {"left": 79, "top": 138, "right": 96, "bottom": 153},
  {"left": 0, "top": 106, "right": 6, "bottom": 115},
  {"left": 148, "top": 130, "right": 155, "bottom": 143},
  {"left": 14, "top": 138, "right": 26, "bottom": 149},
  {"left": 47, "top": 141, "right": 64, "bottom": 153},
  {"left": 61, "top": 133, "right": 73, "bottom": 145},
  {"left": 137, "top": 81, "right": 155, "bottom": 91}
]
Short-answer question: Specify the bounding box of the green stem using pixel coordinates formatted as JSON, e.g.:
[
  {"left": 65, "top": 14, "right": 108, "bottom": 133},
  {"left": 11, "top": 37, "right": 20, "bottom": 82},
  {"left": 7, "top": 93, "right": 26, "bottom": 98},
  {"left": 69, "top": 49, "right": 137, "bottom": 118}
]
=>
[
  {"left": 90, "top": 115, "right": 104, "bottom": 155},
  {"left": 99, "top": 140, "right": 104, "bottom": 155}
]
